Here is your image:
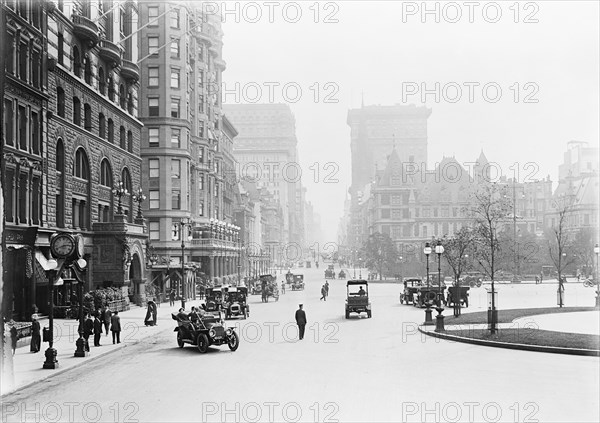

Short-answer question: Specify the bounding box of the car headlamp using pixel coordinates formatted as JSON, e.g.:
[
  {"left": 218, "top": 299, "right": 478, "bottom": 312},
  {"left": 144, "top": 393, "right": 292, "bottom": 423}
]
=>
[{"left": 209, "top": 329, "right": 216, "bottom": 338}]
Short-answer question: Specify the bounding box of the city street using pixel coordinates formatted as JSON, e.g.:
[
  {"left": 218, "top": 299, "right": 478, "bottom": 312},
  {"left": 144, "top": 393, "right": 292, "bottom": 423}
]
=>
[{"left": 2, "top": 267, "right": 598, "bottom": 423}]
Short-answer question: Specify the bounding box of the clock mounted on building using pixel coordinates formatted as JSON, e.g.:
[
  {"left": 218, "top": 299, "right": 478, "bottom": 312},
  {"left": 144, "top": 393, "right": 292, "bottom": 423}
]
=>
[{"left": 50, "top": 233, "right": 76, "bottom": 258}]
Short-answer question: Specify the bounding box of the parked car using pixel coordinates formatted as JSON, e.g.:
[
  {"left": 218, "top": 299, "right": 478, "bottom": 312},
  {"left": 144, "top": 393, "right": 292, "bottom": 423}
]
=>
[
  {"left": 345, "top": 280, "right": 371, "bottom": 318},
  {"left": 399, "top": 278, "right": 424, "bottom": 305},
  {"left": 172, "top": 311, "right": 239, "bottom": 353}
]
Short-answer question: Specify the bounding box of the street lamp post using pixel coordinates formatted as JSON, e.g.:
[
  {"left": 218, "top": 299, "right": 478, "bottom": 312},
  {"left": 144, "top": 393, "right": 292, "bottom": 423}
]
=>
[
  {"left": 180, "top": 219, "right": 192, "bottom": 309},
  {"left": 435, "top": 240, "right": 445, "bottom": 332},
  {"left": 353, "top": 249, "right": 356, "bottom": 279},
  {"left": 112, "top": 180, "right": 129, "bottom": 215},
  {"left": 398, "top": 256, "right": 403, "bottom": 282},
  {"left": 358, "top": 258, "right": 362, "bottom": 279},
  {"left": 594, "top": 244, "right": 599, "bottom": 307},
  {"left": 423, "top": 242, "right": 433, "bottom": 325},
  {"left": 132, "top": 187, "right": 146, "bottom": 219}
]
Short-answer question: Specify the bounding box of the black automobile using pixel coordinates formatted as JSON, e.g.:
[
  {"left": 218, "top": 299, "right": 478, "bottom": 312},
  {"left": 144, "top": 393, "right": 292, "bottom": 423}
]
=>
[
  {"left": 172, "top": 311, "right": 239, "bottom": 353},
  {"left": 223, "top": 286, "right": 249, "bottom": 319},
  {"left": 205, "top": 287, "right": 224, "bottom": 311}
]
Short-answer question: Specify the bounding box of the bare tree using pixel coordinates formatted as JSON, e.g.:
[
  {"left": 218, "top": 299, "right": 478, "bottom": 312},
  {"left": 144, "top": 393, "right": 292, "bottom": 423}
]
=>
[
  {"left": 546, "top": 195, "right": 577, "bottom": 307},
  {"left": 442, "top": 227, "right": 476, "bottom": 284},
  {"left": 469, "top": 183, "right": 511, "bottom": 333}
]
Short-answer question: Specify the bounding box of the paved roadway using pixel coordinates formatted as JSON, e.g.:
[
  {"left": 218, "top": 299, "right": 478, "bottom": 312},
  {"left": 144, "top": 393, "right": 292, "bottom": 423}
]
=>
[{"left": 2, "top": 267, "right": 598, "bottom": 422}]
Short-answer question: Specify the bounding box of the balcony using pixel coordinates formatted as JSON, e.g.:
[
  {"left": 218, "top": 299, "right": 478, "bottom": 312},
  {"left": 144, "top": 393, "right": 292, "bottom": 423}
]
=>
[
  {"left": 120, "top": 60, "right": 140, "bottom": 83},
  {"left": 72, "top": 15, "right": 99, "bottom": 47},
  {"left": 98, "top": 39, "right": 122, "bottom": 68},
  {"left": 191, "top": 238, "right": 239, "bottom": 251}
]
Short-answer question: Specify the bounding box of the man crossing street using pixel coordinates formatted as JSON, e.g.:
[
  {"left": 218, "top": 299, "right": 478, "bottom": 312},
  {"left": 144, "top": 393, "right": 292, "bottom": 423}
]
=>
[{"left": 295, "top": 304, "right": 307, "bottom": 340}]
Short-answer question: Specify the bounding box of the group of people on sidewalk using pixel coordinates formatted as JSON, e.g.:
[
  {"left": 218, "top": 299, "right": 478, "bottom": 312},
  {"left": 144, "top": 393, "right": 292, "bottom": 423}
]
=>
[{"left": 82, "top": 308, "right": 122, "bottom": 349}]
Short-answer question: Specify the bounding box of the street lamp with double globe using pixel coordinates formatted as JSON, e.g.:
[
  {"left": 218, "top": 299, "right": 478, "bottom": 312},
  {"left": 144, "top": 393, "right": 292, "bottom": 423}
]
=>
[
  {"left": 423, "top": 242, "right": 433, "bottom": 325},
  {"left": 435, "top": 240, "right": 445, "bottom": 332}
]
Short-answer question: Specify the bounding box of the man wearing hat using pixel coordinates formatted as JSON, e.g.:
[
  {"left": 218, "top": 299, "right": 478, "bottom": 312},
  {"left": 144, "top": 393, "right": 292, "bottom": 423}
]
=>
[{"left": 295, "top": 304, "right": 307, "bottom": 340}]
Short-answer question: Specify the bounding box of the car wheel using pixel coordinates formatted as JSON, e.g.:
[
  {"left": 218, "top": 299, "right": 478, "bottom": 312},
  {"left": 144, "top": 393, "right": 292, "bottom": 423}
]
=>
[
  {"left": 177, "top": 331, "right": 184, "bottom": 348},
  {"left": 197, "top": 334, "right": 209, "bottom": 353},
  {"left": 228, "top": 331, "right": 240, "bottom": 351}
]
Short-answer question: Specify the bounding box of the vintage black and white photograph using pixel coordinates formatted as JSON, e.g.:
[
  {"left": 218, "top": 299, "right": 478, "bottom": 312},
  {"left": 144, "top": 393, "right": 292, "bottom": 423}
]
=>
[{"left": 0, "top": 1, "right": 599, "bottom": 422}]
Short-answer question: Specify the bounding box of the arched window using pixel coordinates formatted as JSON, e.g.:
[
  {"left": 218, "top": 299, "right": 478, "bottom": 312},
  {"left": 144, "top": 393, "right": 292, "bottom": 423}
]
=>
[
  {"left": 98, "top": 67, "right": 105, "bottom": 94},
  {"left": 74, "top": 148, "right": 90, "bottom": 180},
  {"left": 127, "top": 130, "right": 133, "bottom": 153},
  {"left": 73, "top": 46, "right": 81, "bottom": 77},
  {"left": 108, "top": 119, "right": 114, "bottom": 144},
  {"left": 121, "top": 167, "right": 132, "bottom": 192},
  {"left": 84, "top": 103, "right": 92, "bottom": 131},
  {"left": 120, "top": 126, "right": 126, "bottom": 149},
  {"left": 57, "top": 87, "right": 65, "bottom": 117},
  {"left": 99, "top": 113, "right": 106, "bottom": 138},
  {"left": 73, "top": 97, "right": 81, "bottom": 125},
  {"left": 119, "top": 84, "right": 126, "bottom": 109},
  {"left": 127, "top": 92, "right": 134, "bottom": 114},
  {"left": 108, "top": 74, "right": 115, "bottom": 101},
  {"left": 84, "top": 54, "right": 92, "bottom": 84},
  {"left": 100, "top": 159, "right": 113, "bottom": 187},
  {"left": 56, "top": 139, "right": 65, "bottom": 172}
]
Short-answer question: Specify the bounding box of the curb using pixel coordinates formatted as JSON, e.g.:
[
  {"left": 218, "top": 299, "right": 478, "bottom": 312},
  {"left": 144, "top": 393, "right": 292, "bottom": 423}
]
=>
[
  {"left": 1, "top": 326, "right": 169, "bottom": 398},
  {"left": 418, "top": 326, "right": 600, "bottom": 357}
]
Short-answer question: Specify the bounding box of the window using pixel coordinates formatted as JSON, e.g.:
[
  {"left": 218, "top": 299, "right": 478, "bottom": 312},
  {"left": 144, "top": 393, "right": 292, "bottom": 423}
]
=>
[
  {"left": 122, "top": 168, "right": 132, "bottom": 192},
  {"left": 108, "top": 119, "right": 114, "bottom": 144},
  {"left": 170, "top": 99, "right": 179, "bottom": 118},
  {"left": 198, "top": 147, "right": 204, "bottom": 163},
  {"left": 148, "top": 6, "right": 159, "bottom": 25},
  {"left": 148, "top": 98, "right": 159, "bottom": 116},
  {"left": 423, "top": 225, "right": 428, "bottom": 237},
  {"left": 149, "top": 159, "right": 159, "bottom": 178},
  {"left": 198, "top": 95, "right": 205, "bottom": 114},
  {"left": 199, "top": 173, "right": 204, "bottom": 190},
  {"left": 100, "top": 159, "right": 112, "bottom": 186},
  {"left": 31, "top": 112, "right": 40, "bottom": 155},
  {"left": 391, "top": 195, "right": 401, "bottom": 206},
  {"left": 120, "top": 126, "right": 126, "bottom": 149},
  {"left": 99, "top": 113, "right": 106, "bottom": 138},
  {"left": 127, "top": 130, "right": 133, "bottom": 152},
  {"left": 148, "top": 36, "right": 159, "bottom": 55},
  {"left": 171, "top": 159, "right": 180, "bottom": 179},
  {"left": 84, "top": 104, "right": 92, "bottom": 131},
  {"left": 381, "top": 194, "right": 390, "bottom": 205},
  {"left": 171, "top": 128, "right": 180, "bottom": 148},
  {"left": 31, "top": 50, "right": 41, "bottom": 88},
  {"left": 198, "top": 121, "right": 205, "bottom": 137},
  {"left": 172, "top": 190, "right": 181, "bottom": 209},
  {"left": 84, "top": 56, "right": 92, "bottom": 84},
  {"left": 381, "top": 209, "right": 390, "bottom": 219},
  {"left": 73, "top": 46, "right": 81, "bottom": 77},
  {"left": 4, "top": 100, "right": 13, "bottom": 146},
  {"left": 198, "top": 201, "right": 204, "bottom": 216},
  {"left": 148, "top": 128, "right": 159, "bottom": 147},
  {"left": 170, "top": 69, "right": 180, "bottom": 88},
  {"left": 149, "top": 190, "right": 159, "bottom": 209},
  {"left": 19, "top": 173, "right": 27, "bottom": 224},
  {"left": 198, "top": 70, "right": 204, "bottom": 86},
  {"left": 98, "top": 67, "right": 105, "bottom": 94},
  {"left": 6, "top": 34, "right": 14, "bottom": 75},
  {"left": 119, "top": 85, "right": 126, "bottom": 109},
  {"left": 108, "top": 74, "right": 115, "bottom": 100},
  {"left": 58, "top": 33, "right": 64, "bottom": 65},
  {"left": 171, "top": 223, "right": 180, "bottom": 240},
  {"left": 73, "top": 97, "right": 81, "bottom": 125},
  {"left": 171, "top": 9, "right": 180, "bottom": 28},
  {"left": 18, "top": 106, "right": 27, "bottom": 150},
  {"left": 148, "top": 67, "right": 159, "bottom": 86},
  {"left": 149, "top": 221, "right": 160, "bottom": 240},
  {"left": 19, "top": 42, "right": 27, "bottom": 81},
  {"left": 127, "top": 93, "right": 134, "bottom": 114},
  {"left": 74, "top": 148, "right": 90, "bottom": 180},
  {"left": 170, "top": 39, "right": 179, "bottom": 57}
]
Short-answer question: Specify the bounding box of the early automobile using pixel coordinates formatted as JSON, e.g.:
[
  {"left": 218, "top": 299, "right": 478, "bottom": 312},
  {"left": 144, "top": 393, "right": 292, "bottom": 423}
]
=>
[
  {"left": 399, "top": 278, "right": 424, "bottom": 305},
  {"left": 285, "top": 271, "right": 294, "bottom": 284},
  {"left": 223, "top": 286, "right": 249, "bottom": 319},
  {"left": 205, "top": 286, "right": 225, "bottom": 311},
  {"left": 338, "top": 269, "right": 347, "bottom": 279},
  {"left": 291, "top": 274, "right": 305, "bottom": 291},
  {"left": 325, "top": 264, "right": 336, "bottom": 279},
  {"left": 414, "top": 281, "right": 447, "bottom": 308},
  {"left": 446, "top": 285, "right": 470, "bottom": 308},
  {"left": 345, "top": 280, "right": 372, "bottom": 318},
  {"left": 172, "top": 311, "right": 239, "bottom": 353},
  {"left": 462, "top": 272, "right": 484, "bottom": 288}
]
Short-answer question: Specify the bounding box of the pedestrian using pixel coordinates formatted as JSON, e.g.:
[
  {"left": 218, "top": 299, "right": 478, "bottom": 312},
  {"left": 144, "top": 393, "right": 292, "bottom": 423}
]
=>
[
  {"left": 320, "top": 284, "right": 327, "bottom": 301},
  {"left": 325, "top": 281, "right": 329, "bottom": 298},
  {"left": 540, "top": 273, "right": 543, "bottom": 284},
  {"left": 93, "top": 312, "right": 102, "bottom": 347},
  {"left": 535, "top": 275, "right": 539, "bottom": 284},
  {"left": 103, "top": 306, "right": 112, "bottom": 336},
  {"left": 111, "top": 311, "right": 121, "bottom": 344},
  {"left": 170, "top": 289, "right": 176, "bottom": 306},
  {"left": 144, "top": 300, "right": 156, "bottom": 326},
  {"left": 10, "top": 321, "right": 18, "bottom": 356},
  {"left": 281, "top": 281, "right": 286, "bottom": 294},
  {"left": 30, "top": 314, "right": 41, "bottom": 353},
  {"left": 82, "top": 313, "right": 93, "bottom": 352},
  {"left": 295, "top": 304, "right": 307, "bottom": 341}
]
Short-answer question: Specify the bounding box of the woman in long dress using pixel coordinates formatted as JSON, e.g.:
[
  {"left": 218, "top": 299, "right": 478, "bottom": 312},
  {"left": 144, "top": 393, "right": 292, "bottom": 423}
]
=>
[{"left": 30, "top": 314, "right": 41, "bottom": 353}]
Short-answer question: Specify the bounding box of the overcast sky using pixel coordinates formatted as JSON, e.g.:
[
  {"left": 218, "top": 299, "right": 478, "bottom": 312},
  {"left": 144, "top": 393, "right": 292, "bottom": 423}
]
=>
[{"left": 219, "top": 1, "right": 599, "bottom": 244}]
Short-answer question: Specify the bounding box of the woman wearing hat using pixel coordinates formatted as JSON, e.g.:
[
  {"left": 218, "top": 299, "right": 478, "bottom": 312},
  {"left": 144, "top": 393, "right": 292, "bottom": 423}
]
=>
[{"left": 30, "top": 314, "right": 41, "bottom": 353}]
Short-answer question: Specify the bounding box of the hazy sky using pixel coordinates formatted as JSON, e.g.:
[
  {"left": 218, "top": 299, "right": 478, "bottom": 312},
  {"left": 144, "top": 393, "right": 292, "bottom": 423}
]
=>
[{"left": 219, "top": 1, "right": 599, "bottom": 243}]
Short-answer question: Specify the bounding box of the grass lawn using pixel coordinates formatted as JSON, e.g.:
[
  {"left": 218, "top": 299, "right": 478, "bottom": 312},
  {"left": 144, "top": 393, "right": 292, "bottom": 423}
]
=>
[
  {"left": 447, "top": 306, "right": 598, "bottom": 325},
  {"left": 444, "top": 327, "right": 600, "bottom": 351}
]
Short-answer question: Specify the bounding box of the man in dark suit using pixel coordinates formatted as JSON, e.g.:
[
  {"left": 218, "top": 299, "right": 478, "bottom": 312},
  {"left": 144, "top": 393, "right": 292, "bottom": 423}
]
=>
[
  {"left": 82, "top": 313, "right": 94, "bottom": 352},
  {"left": 295, "top": 304, "right": 307, "bottom": 340},
  {"left": 111, "top": 311, "right": 122, "bottom": 344},
  {"left": 93, "top": 312, "right": 103, "bottom": 346}
]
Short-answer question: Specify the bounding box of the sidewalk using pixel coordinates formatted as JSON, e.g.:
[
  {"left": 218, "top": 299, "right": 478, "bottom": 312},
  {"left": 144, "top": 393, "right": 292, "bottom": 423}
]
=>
[{"left": 1, "top": 300, "right": 204, "bottom": 396}]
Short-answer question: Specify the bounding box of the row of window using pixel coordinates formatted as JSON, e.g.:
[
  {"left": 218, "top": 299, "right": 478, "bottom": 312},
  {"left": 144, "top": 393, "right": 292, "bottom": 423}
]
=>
[
  {"left": 147, "top": 97, "right": 180, "bottom": 118},
  {"left": 4, "top": 168, "right": 42, "bottom": 226},
  {"left": 4, "top": 0, "right": 43, "bottom": 28},
  {"left": 3, "top": 99, "right": 42, "bottom": 156},
  {"left": 381, "top": 221, "right": 462, "bottom": 239},
  {"left": 5, "top": 32, "right": 43, "bottom": 90},
  {"left": 55, "top": 88, "right": 134, "bottom": 153}
]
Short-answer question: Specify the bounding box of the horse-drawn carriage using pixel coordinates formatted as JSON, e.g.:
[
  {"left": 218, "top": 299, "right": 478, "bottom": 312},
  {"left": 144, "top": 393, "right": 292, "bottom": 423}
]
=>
[
  {"left": 285, "top": 271, "right": 294, "bottom": 284},
  {"left": 259, "top": 274, "right": 279, "bottom": 302}
]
